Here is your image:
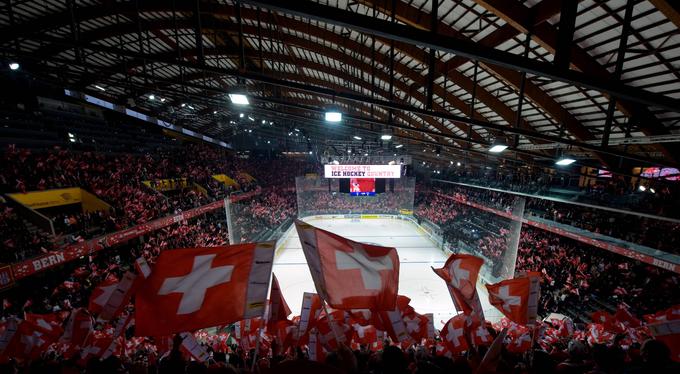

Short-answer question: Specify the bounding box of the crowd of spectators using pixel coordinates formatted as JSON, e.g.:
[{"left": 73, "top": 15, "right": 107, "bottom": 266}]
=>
[
  {"left": 415, "top": 189, "right": 680, "bottom": 320},
  {"left": 0, "top": 144, "right": 317, "bottom": 262},
  {"left": 426, "top": 183, "right": 680, "bottom": 255}
]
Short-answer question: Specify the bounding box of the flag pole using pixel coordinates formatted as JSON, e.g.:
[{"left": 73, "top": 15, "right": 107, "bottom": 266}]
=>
[{"left": 250, "top": 252, "right": 276, "bottom": 372}]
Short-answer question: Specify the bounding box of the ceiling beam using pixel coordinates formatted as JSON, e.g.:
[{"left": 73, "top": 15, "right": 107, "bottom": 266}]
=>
[{"left": 244, "top": 0, "right": 680, "bottom": 112}]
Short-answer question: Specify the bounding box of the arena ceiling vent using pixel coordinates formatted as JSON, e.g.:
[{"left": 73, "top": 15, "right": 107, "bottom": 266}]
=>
[{"left": 2, "top": 0, "right": 680, "bottom": 174}]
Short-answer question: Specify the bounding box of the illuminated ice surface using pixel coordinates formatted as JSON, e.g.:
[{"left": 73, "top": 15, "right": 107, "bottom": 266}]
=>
[{"left": 272, "top": 217, "right": 501, "bottom": 329}]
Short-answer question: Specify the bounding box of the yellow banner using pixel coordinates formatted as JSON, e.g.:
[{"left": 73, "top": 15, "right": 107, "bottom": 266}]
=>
[
  {"left": 400, "top": 209, "right": 414, "bottom": 215},
  {"left": 143, "top": 178, "right": 189, "bottom": 191},
  {"left": 360, "top": 214, "right": 379, "bottom": 219},
  {"left": 8, "top": 188, "right": 82, "bottom": 209},
  {"left": 212, "top": 174, "right": 239, "bottom": 187}
]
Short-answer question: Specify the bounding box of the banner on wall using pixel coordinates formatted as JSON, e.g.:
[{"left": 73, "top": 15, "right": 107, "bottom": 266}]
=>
[
  {"left": 10, "top": 189, "right": 262, "bottom": 280},
  {"left": 324, "top": 165, "right": 401, "bottom": 178},
  {"left": 7, "top": 188, "right": 83, "bottom": 209}
]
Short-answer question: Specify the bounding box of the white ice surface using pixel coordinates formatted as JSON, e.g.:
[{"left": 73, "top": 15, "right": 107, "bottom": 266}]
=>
[{"left": 272, "top": 217, "right": 502, "bottom": 328}]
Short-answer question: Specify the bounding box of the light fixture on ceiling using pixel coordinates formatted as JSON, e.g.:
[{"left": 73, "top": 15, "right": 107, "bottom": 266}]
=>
[
  {"left": 395, "top": 144, "right": 403, "bottom": 148},
  {"left": 94, "top": 85, "right": 106, "bottom": 92},
  {"left": 457, "top": 161, "right": 461, "bottom": 167},
  {"left": 488, "top": 143, "right": 508, "bottom": 153},
  {"left": 181, "top": 103, "right": 186, "bottom": 108},
  {"left": 248, "top": 116, "right": 255, "bottom": 122},
  {"left": 650, "top": 188, "right": 656, "bottom": 194},
  {"left": 9, "top": 62, "right": 20, "bottom": 71},
  {"left": 555, "top": 157, "right": 576, "bottom": 166},
  {"left": 325, "top": 110, "right": 342, "bottom": 122},
  {"left": 638, "top": 185, "right": 646, "bottom": 192},
  {"left": 239, "top": 113, "right": 244, "bottom": 118},
  {"left": 262, "top": 120, "right": 266, "bottom": 124},
  {"left": 148, "top": 94, "right": 155, "bottom": 100},
  {"left": 229, "top": 93, "right": 249, "bottom": 105},
  {"left": 380, "top": 134, "right": 392, "bottom": 140},
  {"left": 213, "top": 110, "right": 218, "bottom": 114},
  {"left": 160, "top": 97, "right": 166, "bottom": 102},
  {"left": 353, "top": 136, "right": 362, "bottom": 140}
]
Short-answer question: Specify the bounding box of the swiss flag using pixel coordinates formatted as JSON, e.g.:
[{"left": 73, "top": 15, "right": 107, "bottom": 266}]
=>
[
  {"left": 440, "top": 314, "right": 468, "bottom": 354},
  {"left": 1, "top": 320, "right": 54, "bottom": 360},
  {"left": 267, "top": 273, "right": 291, "bottom": 331},
  {"left": 88, "top": 275, "right": 119, "bottom": 315},
  {"left": 297, "top": 292, "right": 323, "bottom": 344},
  {"left": 507, "top": 332, "right": 532, "bottom": 353},
  {"left": 296, "top": 220, "right": 399, "bottom": 310},
  {"left": 469, "top": 320, "right": 494, "bottom": 346},
  {"left": 403, "top": 312, "right": 431, "bottom": 342},
  {"left": 644, "top": 304, "right": 680, "bottom": 324},
  {"left": 432, "top": 254, "right": 485, "bottom": 320},
  {"left": 135, "top": 243, "right": 275, "bottom": 337},
  {"left": 24, "top": 313, "right": 64, "bottom": 340},
  {"left": 61, "top": 308, "right": 93, "bottom": 347},
  {"left": 377, "top": 295, "right": 413, "bottom": 343},
  {"left": 79, "top": 333, "right": 115, "bottom": 365},
  {"left": 352, "top": 324, "right": 378, "bottom": 345},
  {"left": 486, "top": 275, "right": 539, "bottom": 325}
]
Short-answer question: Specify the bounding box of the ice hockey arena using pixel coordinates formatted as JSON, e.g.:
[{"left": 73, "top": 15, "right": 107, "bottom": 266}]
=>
[{"left": 0, "top": 0, "right": 679, "bottom": 372}]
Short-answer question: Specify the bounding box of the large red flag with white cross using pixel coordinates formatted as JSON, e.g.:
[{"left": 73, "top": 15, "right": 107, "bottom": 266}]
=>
[
  {"left": 135, "top": 242, "right": 275, "bottom": 336},
  {"left": 295, "top": 220, "right": 399, "bottom": 310}
]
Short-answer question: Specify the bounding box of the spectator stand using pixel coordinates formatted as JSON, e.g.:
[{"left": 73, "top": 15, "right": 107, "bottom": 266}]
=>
[{"left": 432, "top": 180, "right": 680, "bottom": 274}]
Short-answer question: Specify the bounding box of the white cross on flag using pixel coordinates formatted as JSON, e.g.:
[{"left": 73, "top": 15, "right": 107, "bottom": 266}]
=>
[
  {"left": 432, "top": 254, "right": 485, "bottom": 320},
  {"left": 441, "top": 314, "right": 469, "bottom": 354},
  {"left": 135, "top": 243, "right": 275, "bottom": 337},
  {"left": 295, "top": 220, "right": 399, "bottom": 310},
  {"left": 486, "top": 274, "right": 540, "bottom": 325}
]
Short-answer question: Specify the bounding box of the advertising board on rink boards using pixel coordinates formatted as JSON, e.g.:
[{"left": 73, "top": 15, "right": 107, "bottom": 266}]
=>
[{"left": 324, "top": 164, "right": 401, "bottom": 178}]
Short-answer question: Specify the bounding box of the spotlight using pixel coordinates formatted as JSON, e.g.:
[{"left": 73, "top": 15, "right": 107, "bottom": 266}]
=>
[
  {"left": 650, "top": 188, "right": 656, "bottom": 194},
  {"left": 353, "top": 136, "right": 362, "bottom": 140},
  {"left": 94, "top": 85, "right": 106, "bottom": 91},
  {"left": 181, "top": 103, "right": 186, "bottom": 107},
  {"left": 638, "top": 185, "right": 646, "bottom": 192},
  {"left": 213, "top": 111, "right": 218, "bottom": 114},
  {"left": 457, "top": 162, "right": 461, "bottom": 167},
  {"left": 555, "top": 157, "right": 576, "bottom": 166},
  {"left": 248, "top": 116, "right": 255, "bottom": 121},
  {"left": 239, "top": 113, "right": 244, "bottom": 118},
  {"left": 262, "top": 120, "right": 266, "bottom": 124},
  {"left": 325, "top": 111, "right": 342, "bottom": 122},
  {"left": 489, "top": 144, "right": 508, "bottom": 153},
  {"left": 395, "top": 144, "right": 403, "bottom": 148},
  {"left": 381, "top": 135, "right": 392, "bottom": 140},
  {"left": 229, "top": 94, "right": 249, "bottom": 105},
  {"left": 148, "top": 94, "right": 155, "bottom": 100},
  {"left": 8, "top": 62, "right": 19, "bottom": 70},
  {"left": 160, "top": 97, "right": 166, "bottom": 102}
]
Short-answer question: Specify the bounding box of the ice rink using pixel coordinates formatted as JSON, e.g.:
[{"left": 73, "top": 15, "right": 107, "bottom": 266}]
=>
[{"left": 272, "top": 216, "right": 502, "bottom": 328}]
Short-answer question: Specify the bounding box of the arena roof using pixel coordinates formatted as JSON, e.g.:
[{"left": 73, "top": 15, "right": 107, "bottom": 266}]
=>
[{"left": 1, "top": 0, "right": 680, "bottom": 173}]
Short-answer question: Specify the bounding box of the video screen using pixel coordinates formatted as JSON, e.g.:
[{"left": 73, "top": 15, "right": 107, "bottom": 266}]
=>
[{"left": 349, "top": 178, "right": 376, "bottom": 196}]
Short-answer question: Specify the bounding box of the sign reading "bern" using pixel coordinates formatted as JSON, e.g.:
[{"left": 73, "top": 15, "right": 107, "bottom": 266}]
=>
[{"left": 324, "top": 165, "right": 401, "bottom": 178}]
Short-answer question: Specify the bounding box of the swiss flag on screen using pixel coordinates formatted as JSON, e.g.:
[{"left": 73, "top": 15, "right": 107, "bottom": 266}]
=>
[
  {"left": 135, "top": 243, "right": 275, "bottom": 337},
  {"left": 295, "top": 220, "right": 399, "bottom": 310}
]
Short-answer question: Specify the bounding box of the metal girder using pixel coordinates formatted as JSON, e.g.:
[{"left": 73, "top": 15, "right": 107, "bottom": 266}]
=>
[
  {"left": 472, "top": 0, "right": 680, "bottom": 163},
  {"left": 554, "top": 0, "right": 578, "bottom": 70},
  {"left": 22, "top": 2, "right": 542, "bottom": 151},
  {"left": 19, "top": 34, "right": 676, "bottom": 168},
  {"left": 243, "top": 0, "right": 680, "bottom": 112}
]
